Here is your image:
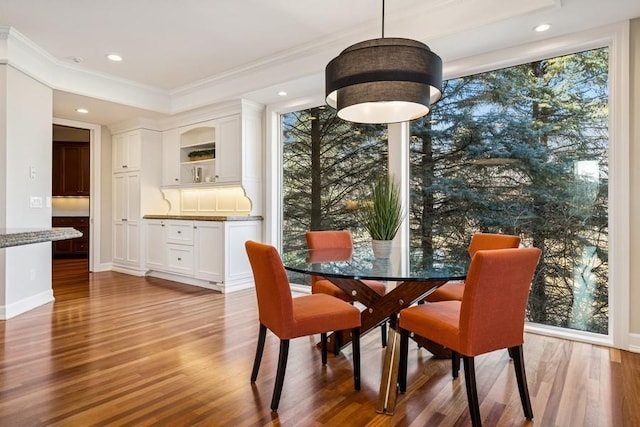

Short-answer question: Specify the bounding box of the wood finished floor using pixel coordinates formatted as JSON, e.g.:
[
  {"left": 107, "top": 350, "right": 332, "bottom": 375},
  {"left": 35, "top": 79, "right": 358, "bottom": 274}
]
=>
[{"left": 0, "top": 258, "right": 638, "bottom": 426}]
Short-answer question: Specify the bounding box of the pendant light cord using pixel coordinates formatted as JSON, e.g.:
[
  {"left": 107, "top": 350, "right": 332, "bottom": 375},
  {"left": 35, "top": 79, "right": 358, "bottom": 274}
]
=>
[{"left": 381, "top": 0, "right": 385, "bottom": 38}]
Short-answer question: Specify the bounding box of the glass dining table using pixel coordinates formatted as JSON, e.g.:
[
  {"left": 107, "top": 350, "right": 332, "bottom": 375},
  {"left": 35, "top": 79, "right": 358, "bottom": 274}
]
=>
[{"left": 283, "top": 244, "right": 467, "bottom": 414}]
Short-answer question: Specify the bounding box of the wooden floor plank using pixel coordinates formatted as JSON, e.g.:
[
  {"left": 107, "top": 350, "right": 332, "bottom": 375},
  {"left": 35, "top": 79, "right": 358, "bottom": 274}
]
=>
[{"left": 0, "top": 259, "right": 637, "bottom": 426}]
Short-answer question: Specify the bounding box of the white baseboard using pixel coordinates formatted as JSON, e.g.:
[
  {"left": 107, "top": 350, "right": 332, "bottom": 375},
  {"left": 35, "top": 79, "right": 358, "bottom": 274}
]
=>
[
  {"left": 112, "top": 265, "right": 146, "bottom": 276},
  {"left": 145, "top": 270, "right": 222, "bottom": 292},
  {"left": 628, "top": 333, "right": 640, "bottom": 353},
  {"left": 0, "top": 290, "right": 54, "bottom": 320},
  {"left": 92, "top": 262, "right": 113, "bottom": 272}
]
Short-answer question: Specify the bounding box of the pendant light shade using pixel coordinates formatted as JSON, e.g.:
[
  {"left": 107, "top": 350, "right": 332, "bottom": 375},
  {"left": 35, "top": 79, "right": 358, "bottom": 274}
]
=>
[{"left": 325, "top": 37, "right": 442, "bottom": 124}]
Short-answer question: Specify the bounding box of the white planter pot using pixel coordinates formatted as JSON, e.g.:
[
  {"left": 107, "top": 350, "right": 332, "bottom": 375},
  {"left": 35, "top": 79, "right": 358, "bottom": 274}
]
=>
[{"left": 372, "top": 239, "right": 393, "bottom": 259}]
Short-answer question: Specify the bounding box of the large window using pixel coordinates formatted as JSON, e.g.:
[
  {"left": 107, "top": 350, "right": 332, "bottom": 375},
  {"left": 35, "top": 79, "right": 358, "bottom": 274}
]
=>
[
  {"left": 279, "top": 48, "right": 610, "bottom": 335},
  {"left": 409, "top": 48, "right": 609, "bottom": 334}
]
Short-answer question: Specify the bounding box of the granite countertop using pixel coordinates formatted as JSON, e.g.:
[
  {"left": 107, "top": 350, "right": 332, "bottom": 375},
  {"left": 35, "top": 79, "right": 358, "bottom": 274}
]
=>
[
  {"left": 143, "top": 215, "right": 263, "bottom": 221},
  {"left": 0, "top": 227, "right": 83, "bottom": 249}
]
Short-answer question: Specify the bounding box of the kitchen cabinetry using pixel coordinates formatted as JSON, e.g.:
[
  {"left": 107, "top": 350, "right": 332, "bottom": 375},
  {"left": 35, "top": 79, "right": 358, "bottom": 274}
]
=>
[
  {"left": 52, "top": 216, "right": 89, "bottom": 257},
  {"left": 111, "top": 129, "right": 164, "bottom": 275},
  {"left": 160, "top": 100, "right": 263, "bottom": 216},
  {"left": 53, "top": 142, "right": 90, "bottom": 196},
  {"left": 113, "top": 130, "right": 142, "bottom": 173},
  {"left": 144, "top": 218, "right": 260, "bottom": 292}
]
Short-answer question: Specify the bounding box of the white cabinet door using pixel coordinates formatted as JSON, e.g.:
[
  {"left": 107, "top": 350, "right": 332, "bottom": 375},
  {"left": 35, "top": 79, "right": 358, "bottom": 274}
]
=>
[
  {"left": 194, "top": 221, "right": 224, "bottom": 281},
  {"left": 146, "top": 220, "right": 166, "bottom": 270},
  {"left": 162, "top": 128, "right": 181, "bottom": 185},
  {"left": 113, "top": 130, "right": 141, "bottom": 173},
  {"left": 113, "top": 172, "right": 141, "bottom": 268},
  {"left": 214, "top": 115, "right": 241, "bottom": 183},
  {"left": 113, "top": 221, "right": 126, "bottom": 264}
]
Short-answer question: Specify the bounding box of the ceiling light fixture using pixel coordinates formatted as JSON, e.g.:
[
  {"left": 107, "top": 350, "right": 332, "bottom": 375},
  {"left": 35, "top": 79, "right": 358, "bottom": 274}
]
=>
[
  {"left": 106, "top": 53, "right": 123, "bottom": 62},
  {"left": 75, "top": 108, "right": 89, "bottom": 114},
  {"left": 533, "top": 23, "right": 551, "bottom": 32},
  {"left": 278, "top": 91, "right": 287, "bottom": 96},
  {"left": 325, "top": 0, "right": 442, "bottom": 124}
]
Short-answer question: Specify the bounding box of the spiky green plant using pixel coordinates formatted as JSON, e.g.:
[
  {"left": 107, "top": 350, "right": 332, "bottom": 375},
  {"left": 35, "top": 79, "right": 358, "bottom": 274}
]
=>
[{"left": 361, "top": 175, "right": 404, "bottom": 241}]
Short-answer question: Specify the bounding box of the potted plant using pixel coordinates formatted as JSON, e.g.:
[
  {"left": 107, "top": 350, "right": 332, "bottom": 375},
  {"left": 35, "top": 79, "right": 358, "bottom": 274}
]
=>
[
  {"left": 360, "top": 175, "right": 404, "bottom": 258},
  {"left": 187, "top": 148, "right": 216, "bottom": 161}
]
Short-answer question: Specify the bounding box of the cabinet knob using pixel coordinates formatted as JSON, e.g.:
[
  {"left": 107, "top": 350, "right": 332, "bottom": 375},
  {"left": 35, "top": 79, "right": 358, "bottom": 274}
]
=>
[
  {"left": 122, "top": 218, "right": 127, "bottom": 222},
  {"left": 177, "top": 230, "right": 182, "bottom": 234},
  {"left": 122, "top": 165, "right": 128, "bottom": 168},
  {"left": 177, "top": 257, "right": 182, "bottom": 261},
  {"left": 175, "top": 178, "right": 179, "bottom": 181},
  {"left": 161, "top": 224, "right": 165, "bottom": 227}
]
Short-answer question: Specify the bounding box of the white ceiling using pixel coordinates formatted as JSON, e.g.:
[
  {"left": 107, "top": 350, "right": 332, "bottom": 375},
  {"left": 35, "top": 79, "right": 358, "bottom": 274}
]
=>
[{"left": 1, "top": 0, "right": 639, "bottom": 126}]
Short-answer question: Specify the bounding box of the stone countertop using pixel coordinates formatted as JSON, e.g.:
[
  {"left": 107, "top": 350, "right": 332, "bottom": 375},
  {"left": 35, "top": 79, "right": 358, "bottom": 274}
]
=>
[
  {"left": 143, "top": 215, "right": 263, "bottom": 221},
  {"left": 0, "top": 227, "right": 83, "bottom": 249}
]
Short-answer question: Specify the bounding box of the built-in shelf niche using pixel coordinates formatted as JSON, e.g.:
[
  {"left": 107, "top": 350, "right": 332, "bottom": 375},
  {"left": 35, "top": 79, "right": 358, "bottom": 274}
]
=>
[{"left": 180, "top": 126, "right": 216, "bottom": 184}]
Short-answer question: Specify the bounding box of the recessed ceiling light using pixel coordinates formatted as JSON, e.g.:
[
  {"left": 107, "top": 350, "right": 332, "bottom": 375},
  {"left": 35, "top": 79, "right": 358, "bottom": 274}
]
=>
[
  {"left": 106, "top": 53, "right": 123, "bottom": 62},
  {"left": 75, "top": 108, "right": 89, "bottom": 114},
  {"left": 278, "top": 91, "right": 287, "bottom": 97},
  {"left": 533, "top": 23, "right": 551, "bottom": 32}
]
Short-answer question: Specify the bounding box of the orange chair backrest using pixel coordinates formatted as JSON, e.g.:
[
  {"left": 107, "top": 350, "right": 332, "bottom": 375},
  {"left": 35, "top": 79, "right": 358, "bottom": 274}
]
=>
[
  {"left": 459, "top": 247, "right": 541, "bottom": 356},
  {"left": 245, "top": 240, "right": 295, "bottom": 338},
  {"left": 467, "top": 233, "right": 521, "bottom": 257},
  {"left": 305, "top": 230, "right": 353, "bottom": 285}
]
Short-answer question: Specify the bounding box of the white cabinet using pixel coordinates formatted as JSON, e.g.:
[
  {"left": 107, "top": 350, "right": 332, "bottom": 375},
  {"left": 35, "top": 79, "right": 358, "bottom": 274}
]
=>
[
  {"left": 162, "top": 128, "right": 181, "bottom": 186},
  {"left": 214, "top": 115, "right": 241, "bottom": 184},
  {"left": 111, "top": 128, "right": 164, "bottom": 275},
  {"left": 159, "top": 100, "right": 264, "bottom": 216},
  {"left": 113, "top": 172, "right": 141, "bottom": 266},
  {"left": 194, "top": 221, "right": 223, "bottom": 281},
  {"left": 144, "top": 218, "right": 261, "bottom": 292},
  {"left": 113, "top": 130, "right": 142, "bottom": 173},
  {"left": 145, "top": 220, "right": 166, "bottom": 269}
]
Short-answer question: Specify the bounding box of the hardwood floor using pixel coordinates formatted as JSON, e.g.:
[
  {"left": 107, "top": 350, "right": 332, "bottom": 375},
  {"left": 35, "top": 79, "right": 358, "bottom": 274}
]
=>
[{"left": 0, "top": 260, "right": 638, "bottom": 426}]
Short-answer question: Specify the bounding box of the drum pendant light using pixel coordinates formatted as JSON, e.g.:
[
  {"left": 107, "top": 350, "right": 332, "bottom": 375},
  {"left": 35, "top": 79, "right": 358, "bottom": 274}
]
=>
[{"left": 325, "top": 0, "right": 443, "bottom": 124}]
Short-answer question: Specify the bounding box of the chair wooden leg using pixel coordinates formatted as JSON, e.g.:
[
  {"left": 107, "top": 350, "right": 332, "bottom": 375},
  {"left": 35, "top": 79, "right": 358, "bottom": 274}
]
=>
[
  {"left": 510, "top": 345, "right": 534, "bottom": 420},
  {"left": 351, "top": 327, "right": 361, "bottom": 390},
  {"left": 334, "top": 330, "right": 342, "bottom": 356},
  {"left": 463, "top": 356, "right": 482, "bottom": 427},
  {"left": 270, "top": 339, "right": 290, "bottom": 412},
  {"left": 251, "top": 324, "right": 267, "bottom": 382},
  {"left": 321, "top": 332, "right": 328, "bottom": 365},
  {"left": 398, "top": 328, "right": 409, "bottom": 393},
  {"left": 380, "top": 321, "right": 387, "bottom": 347},
  {"left": 452, "top": 350, "right": 460, "bottom": 379}
]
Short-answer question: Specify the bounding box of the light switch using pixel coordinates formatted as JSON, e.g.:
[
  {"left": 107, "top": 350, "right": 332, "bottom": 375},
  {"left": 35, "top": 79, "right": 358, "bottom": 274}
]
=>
[
  {"left": 30, "top": 196, "right": 43, "bottom": 208},
  {"left": 29, "top": 166, "right": 36, "bottom": 179}
]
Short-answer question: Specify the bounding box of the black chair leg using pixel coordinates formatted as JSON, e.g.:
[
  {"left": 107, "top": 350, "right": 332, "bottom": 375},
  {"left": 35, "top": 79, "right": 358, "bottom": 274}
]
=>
[
  {"left": 398, "top": 328, "right": 409, "bottom": 393},
  {"left": 380, "top": 321, "right": 387, "bottom": 347},
  {"left": 352, "top": 327, "right": 361, "bottom": 390},
  {"left": 251, "top": 324, "right": 267, "bottom": 382},
  {"left": 510, "top": 345, "right": 534, "bottom": 420},
  {"left": 334, "top": 331, "right": 342, "bottom": 356},
  {"left": 270, "top": 339, "right": 290, "bottom": 412},
  {"left": 452, "top": 350, "right": 460, "bottom": 378},
  {"left": 321, "top": 332, "right": 328, "bottom": 365},
  {"left": 463, "top": 356, "right": 482, "bottom": 427}
]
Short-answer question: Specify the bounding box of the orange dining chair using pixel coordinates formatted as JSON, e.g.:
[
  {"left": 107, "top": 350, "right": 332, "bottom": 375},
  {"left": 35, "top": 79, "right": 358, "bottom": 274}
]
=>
[
  {"left": 425, "top": 233, "right": 521, "bottom": 302},
  {"left": 245, "top": 240, "right": 361, "bottom": 412},
  {"left": 306, "top": 230, "right": 388, "bottom": 350},
  {"left": 398, "top": 247, "right": 541, "bottom": 427}
]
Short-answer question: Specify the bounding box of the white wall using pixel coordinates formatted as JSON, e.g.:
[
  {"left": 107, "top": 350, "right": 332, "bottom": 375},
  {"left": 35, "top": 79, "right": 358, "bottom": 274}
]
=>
[{"left": 0, "top": 65, "right": 53, "bottom": 318}]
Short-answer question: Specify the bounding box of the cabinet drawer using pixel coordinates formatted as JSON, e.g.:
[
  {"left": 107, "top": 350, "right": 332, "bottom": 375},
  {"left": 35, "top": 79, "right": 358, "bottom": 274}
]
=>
[
  {"left": 165, "top": 220, "right": 194, "bottom": 245},
  {"left": 166, "top": 244, "right": 194, "bottom": 275}
]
